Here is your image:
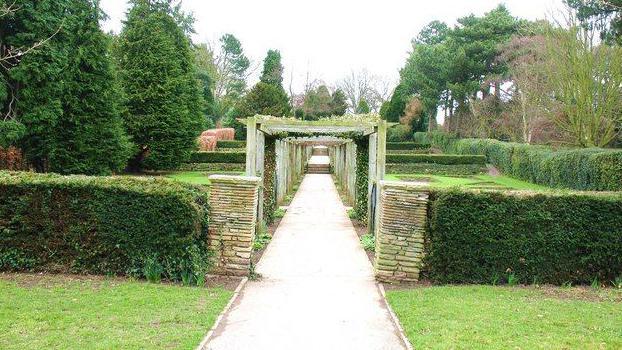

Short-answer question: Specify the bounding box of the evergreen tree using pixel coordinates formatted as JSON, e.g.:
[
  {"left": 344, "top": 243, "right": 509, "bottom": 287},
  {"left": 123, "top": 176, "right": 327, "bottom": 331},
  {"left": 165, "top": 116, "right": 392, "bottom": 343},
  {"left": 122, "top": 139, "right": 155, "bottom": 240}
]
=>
[
  {"left": 260, "top": 49, "right": 284, "bottom": 87},
  {"left": 2, "top": 0, "right": 130, "bottom": 174},
  {"left": 50, "top": 0, "right": 131, "bottom": 174},
  {"left": 116, "top": 0, "right": 203, "bottom": 171},
  {"left": 356, "top": 99, "right": 371, "bottom": 114},
  {"left": 236, "top": 82, "right": 290, "bottom": 118},
  {"left": 330, "top": 89, "right": 348, "bottom": 115}
]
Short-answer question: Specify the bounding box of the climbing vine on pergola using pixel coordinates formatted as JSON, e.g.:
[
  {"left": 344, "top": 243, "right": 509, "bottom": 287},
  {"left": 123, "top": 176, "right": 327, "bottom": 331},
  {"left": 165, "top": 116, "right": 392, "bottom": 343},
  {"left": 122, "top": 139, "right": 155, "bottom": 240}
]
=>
[{"left": 240, "top": 115, "right": 388, "bottom": 231}]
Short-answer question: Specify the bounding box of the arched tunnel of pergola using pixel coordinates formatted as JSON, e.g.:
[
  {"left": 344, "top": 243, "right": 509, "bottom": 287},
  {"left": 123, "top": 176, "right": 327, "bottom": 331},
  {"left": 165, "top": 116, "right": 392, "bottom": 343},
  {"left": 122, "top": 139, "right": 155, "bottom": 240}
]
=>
[{"left": 241, "top": 115, "right": 388, "bottom": 230}]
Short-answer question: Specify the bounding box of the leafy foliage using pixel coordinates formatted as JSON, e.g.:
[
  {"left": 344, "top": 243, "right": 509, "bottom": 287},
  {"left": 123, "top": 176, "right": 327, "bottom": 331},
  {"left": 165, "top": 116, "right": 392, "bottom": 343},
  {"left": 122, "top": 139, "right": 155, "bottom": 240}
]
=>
[
  {"left": 260, "top": 49, "right": 284, "bottom": 87},
  {"left": 426, "top": 132, "right": 622, "bottom": 191},
  {"left": 2, "top": 0, "right": 131, "bottom": 174},
  {"left": 190, "top": 151, "right": 246, "bottom": 163},
  {"left": 425, "top": 189, "right": 622, "bottom": 285},
  {"left": 0, "top": 171, "right": 211, "bottom": 279},
  {"left": 115, "top": 0, "right": 203, "bottom": 171},
  {"left": 565, "top": 0, "right": 622, "bottom": 45},
  {"left": 387, "top": 154, "right": 486, "bottom": 165}
]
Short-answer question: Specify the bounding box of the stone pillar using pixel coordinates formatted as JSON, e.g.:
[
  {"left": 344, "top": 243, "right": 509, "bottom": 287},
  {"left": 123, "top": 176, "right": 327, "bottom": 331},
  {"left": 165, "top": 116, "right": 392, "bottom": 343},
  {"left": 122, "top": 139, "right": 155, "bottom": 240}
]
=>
[
  {"left": 208, "top": 175, "right": 261, "bottom": 276},
  {"left": 374, "top": 181, "right": 428, "bottom": 283}
]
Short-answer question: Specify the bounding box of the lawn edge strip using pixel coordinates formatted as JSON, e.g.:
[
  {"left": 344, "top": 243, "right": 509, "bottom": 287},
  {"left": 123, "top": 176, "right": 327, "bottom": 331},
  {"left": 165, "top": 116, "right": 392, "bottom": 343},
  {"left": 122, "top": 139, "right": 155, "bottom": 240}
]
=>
[
  {"left": 377, "top": 284, "right": 414, "bottom": 350},
  {"left": 196, "top": 277, "right": 248, "bottom": 350}
]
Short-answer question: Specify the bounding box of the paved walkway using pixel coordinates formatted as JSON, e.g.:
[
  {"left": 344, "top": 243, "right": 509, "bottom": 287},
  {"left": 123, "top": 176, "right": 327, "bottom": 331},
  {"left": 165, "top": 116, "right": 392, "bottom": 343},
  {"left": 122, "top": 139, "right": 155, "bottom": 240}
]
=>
[{"left": 206, "top": 164, "right": 407, "bottom": 350}]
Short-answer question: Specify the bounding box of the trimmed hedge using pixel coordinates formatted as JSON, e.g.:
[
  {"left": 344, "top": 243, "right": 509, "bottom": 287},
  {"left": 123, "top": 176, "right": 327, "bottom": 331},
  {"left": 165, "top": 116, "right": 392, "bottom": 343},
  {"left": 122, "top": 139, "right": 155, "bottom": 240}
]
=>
[
  {"left": 178, "top": 162, "right": 245, "bottom": 172},
  {"left": 217, "top": 140, "right": 246, "bottom": 149},
  {"left": 0, "top": 172, "right": 210, "bottom": 279},
  {"left": 425, "top": 189, "right": 622, "bottom": 285},
  {"left": 190, "top": 151, "right": 246, "bottom": 164},
  {"left": 386, "top": 154, "right": 487, "bottom": 165},
  {"left": 386, "top": 163, "right": 486, "bottom": 176},
  {"left": 425, "top": 132, "right": 622, "bottom": 191},
  {"left": 386, "top": 142, "right": 431, "bottom": 150},
  {"left": 387, "top": 149, "right": 431, "bottom": 154}
]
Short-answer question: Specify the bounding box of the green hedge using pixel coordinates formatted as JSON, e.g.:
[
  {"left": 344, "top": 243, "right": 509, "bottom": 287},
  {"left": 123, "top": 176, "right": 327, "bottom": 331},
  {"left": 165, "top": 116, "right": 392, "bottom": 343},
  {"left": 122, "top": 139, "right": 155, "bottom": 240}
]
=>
[
  {"left": 386, "top": 163, "right": 486, "bottom": 176},
  {"left": 386, "top": 142, "right": 431, "bottom": 150},
  {"left": 424, "top": 132, "right": 622, "bottom": 191},
  {"left": 190, "top": 151, "right": 246, "bottom": 164},
  {"left": 425, "top": 189, "right": 622, "bottom": 285},
  {"left": 217, "top": 140, "right": 246, "bottom": 149},
  {"left": 386, "top": 154, "right": 487, "bottom": 165},
  {"left": 387, "top": 149, "right": 431, "bottom": 155},
  {"left": 0, "top": 172, "right": 210, "bottom": 279},
  {"left": 177, "top": 162, "right": 245, "bottom": 172}
]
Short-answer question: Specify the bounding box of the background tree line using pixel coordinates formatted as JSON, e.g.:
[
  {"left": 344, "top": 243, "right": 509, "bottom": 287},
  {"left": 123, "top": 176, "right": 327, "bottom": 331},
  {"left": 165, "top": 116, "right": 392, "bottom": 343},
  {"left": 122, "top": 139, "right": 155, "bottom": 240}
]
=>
[{"left": 384, "top": 2, "right": 622, "bottom": 148}]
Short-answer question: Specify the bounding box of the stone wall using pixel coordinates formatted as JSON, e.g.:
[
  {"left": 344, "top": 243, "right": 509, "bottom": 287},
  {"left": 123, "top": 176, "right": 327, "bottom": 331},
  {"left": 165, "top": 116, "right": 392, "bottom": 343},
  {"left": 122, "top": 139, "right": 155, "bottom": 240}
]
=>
[
  {"left": 208, "top": 175, "right": 261, "bottom": 276},
  {"left": 374, "top": 181, "right": 429, "bottom": 283}
]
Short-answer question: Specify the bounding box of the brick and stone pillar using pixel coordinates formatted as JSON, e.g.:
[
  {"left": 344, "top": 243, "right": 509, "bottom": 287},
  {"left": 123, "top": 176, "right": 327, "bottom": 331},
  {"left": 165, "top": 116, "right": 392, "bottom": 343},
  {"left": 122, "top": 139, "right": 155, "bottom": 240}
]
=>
[
  {"left": 374, "top": 181, "right": 428, "bottom": 283},
  {"left": 208, "top": 175, "right": 261, "bottom": 276}
]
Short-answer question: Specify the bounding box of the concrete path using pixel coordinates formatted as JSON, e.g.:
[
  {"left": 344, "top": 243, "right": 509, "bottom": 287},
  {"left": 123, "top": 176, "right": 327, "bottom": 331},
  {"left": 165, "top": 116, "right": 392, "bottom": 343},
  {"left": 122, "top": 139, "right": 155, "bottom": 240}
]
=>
[{"left": 206, "top": 167, "right": 407, "bottom": 350}]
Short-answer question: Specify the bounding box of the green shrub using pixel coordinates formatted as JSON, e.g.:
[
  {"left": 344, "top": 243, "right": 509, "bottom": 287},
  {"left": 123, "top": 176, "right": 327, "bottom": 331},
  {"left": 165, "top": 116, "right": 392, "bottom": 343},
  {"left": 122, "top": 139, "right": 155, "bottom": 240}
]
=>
[
  {"left": 177, "top": 162, "right": 245, "bottom": 172},
  {"left": 360, "top": 234, "right": 375, "bottom": 252},
  {"left": 386, "top": 142, "right": 431, "bottom": 150},
  {"left": 386, "top": 163, "right": 486, "bottom": 176},
  {"left": 413, "top": 132, "right": 430, "bottom": 144},
  {"left": 386, "top": 154, "right": 487, "bottom": 165},
  {"left": 424, "top": 132, "right": 622, "bottom": 191},
  {"left": 387, "top": 125, "right": 412, "bottom": 142},
  {"left": 425, "top": 189, "right": 622, "bottom": 285},
  {"left": 387, "top": 149, "right": 431, "bottom": 154},
  {"left": 190, "top": 151, "right": 246, "bottom": 164},
  {"left": 217, "top": 140, "right": 246, "bottom": 149},
  {"left": 0, "top": 171, "right": 211, "bottom": 280}
]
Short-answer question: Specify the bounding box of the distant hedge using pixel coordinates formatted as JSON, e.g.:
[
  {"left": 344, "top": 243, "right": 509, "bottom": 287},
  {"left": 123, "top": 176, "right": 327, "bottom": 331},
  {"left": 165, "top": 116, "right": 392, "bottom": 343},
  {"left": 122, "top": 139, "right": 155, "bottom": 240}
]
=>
[
  {"left": 217, "top": 140, "right": 246, "bottom": 149},
  {"left": 425, "top": 189, "right": 622, "bottom": 285},
  {"left": 386, "top": 163, "right": 486, "bottom": 176},
  {"left": 0, "top": 172, "right": 210, "bottom": 279},
  {"left": 386, "top": 154, "right": 487, "bottom": 165},
  {"left": 190, "top": 151, "right": 246, "bottom": 164},
  {"left": 178, "top": 162, "right": 245, "bottom": 172},
  {"left": 386, "top": 142, "right": 431, "bottom": 150},
  {"left": 423, "top": 132, "right": 622, "bottom": 191}
]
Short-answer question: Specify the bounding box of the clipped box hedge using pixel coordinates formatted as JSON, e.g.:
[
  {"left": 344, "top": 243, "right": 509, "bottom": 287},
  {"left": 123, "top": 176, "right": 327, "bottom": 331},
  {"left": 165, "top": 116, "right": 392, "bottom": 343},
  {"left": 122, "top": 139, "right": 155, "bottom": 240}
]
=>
[
  {"left": 178, "top": 162, "right": 245, "bottom": 172},
  {"left": 386, "top": 163, "right": 486, "bottom": 176},
  {"left": 0, "top": 172, "right": 210, "bottom": 278},
  {"left": 190, "top": 151, "right": 246, "bottom": 164},
  {"left": 386, "top": 154, "right": 487, "bottom": 165},
  {"left": 217, "top": 140, "right": 246, "bottom": 149},
  {"left": 425, "top": 189, "right": 622, "bottom": 285},
  {"left": 424, "top": 132, "right": 622, "bottom": 191},
  {"left": 386, "top": 142, "right": 431, "bottom": 150}
]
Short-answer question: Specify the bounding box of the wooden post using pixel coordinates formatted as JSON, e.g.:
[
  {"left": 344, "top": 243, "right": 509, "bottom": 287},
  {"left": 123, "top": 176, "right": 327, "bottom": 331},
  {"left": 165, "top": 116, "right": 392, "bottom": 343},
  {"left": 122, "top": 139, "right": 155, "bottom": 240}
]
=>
[
  {"left": 245, "top": 117, "right": 257, "bottom": 176},
  {"left": 374, "top": 120, "right": 387, "bottom": 235}
]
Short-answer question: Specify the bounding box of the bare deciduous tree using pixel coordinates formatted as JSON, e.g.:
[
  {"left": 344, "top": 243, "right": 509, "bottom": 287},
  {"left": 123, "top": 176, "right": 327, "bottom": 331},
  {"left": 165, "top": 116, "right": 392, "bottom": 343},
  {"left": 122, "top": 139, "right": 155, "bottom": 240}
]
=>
[{"left": 338, "top": 69, "right": 392, "bottom": 113}]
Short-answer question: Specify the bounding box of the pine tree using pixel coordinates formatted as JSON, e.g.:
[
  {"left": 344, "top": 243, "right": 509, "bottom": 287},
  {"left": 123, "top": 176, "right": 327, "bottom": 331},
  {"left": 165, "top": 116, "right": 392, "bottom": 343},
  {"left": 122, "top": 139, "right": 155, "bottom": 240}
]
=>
[
  {"left": 116, "top": 0, "right": 203, "bottom": 171},
  {"left": 260, "top": 49, "right": 284, "bottom": 87},
  {"left": 2, "top": 0, "right": 131, "bottom": 174},
  {"left": 49, "top": 0, "right": 131, "bottom": 174}
]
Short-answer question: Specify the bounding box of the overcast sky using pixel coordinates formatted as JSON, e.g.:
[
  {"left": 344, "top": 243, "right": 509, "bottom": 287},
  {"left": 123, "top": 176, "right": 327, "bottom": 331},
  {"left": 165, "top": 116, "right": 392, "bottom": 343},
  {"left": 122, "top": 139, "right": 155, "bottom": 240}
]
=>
[{"left": 100, "top": 0, "right": 564, "bottom": 94}]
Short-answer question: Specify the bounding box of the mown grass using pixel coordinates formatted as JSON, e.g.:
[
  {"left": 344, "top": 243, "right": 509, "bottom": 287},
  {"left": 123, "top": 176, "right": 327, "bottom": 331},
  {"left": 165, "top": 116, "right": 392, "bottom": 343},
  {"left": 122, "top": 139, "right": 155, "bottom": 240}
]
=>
[
  {"left": 387, "top": 285, "right": 622, "bottom": 349},
  {"left": 385, "top": 173, "right": 549, "bottom": 191},
  {"left": 0, "top": 274, "right": 232, "bottom": 350}
]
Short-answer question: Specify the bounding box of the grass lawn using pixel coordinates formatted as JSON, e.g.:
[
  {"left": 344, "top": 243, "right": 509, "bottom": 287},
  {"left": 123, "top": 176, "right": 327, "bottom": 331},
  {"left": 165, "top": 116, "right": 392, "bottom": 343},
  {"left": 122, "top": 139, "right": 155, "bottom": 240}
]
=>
[
  {"left": 0, "top": 274, "right": 233, "bottom": 350},
  {"left": 385, "top": 173, "right": 549, "bottom": 191},
  {"left": 387, "top": 285, "right": 622, "bottom": 349}
]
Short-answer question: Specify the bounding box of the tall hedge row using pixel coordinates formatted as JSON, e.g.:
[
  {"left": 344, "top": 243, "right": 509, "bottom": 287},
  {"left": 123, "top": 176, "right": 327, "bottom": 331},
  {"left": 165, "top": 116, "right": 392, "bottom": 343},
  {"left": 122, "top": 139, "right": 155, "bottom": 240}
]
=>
[
  {"left": 425, "top": 189, "right": 622, "bottom": 285},
  {"left": 0, "top": 172, "right": 210, "bottom": 279},
  {"left": 216, "top": 140, "right": 246, "bottom": 149},
  {"left": 386, "top": 142, "right": 431, "bottom": 150},
  {"left": 386, "top": 154, "right": 486, "bottom": 165},
  {"left": 190, "top": 151, "right": 246, "bottom": 164},
  {"left": 422, "top": 132, "right": 622, "bottom": 191}
]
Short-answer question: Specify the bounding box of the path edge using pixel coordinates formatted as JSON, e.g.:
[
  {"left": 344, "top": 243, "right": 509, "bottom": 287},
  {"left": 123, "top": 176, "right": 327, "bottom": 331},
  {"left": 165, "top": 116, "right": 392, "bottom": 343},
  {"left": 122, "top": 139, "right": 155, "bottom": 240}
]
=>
[
  {"left": 377, "top": 283, "right": 414, "bottom": 350},
  {"left": 196, "top": 277, "right": 248, "bottom": 350}
]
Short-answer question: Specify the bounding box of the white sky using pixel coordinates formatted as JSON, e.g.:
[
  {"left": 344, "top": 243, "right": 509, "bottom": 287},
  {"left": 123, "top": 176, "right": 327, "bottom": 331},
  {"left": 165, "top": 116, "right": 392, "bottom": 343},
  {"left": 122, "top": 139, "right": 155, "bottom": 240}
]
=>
[{"left": 100, "top": 0, "right": 564, "bottom": 94}]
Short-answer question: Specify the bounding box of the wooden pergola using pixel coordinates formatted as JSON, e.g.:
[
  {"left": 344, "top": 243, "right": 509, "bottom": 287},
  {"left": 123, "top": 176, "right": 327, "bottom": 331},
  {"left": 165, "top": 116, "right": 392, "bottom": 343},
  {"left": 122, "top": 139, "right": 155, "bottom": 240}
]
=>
[{"left": 241, "top": 115, "right": 389, "bottom": 230}]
